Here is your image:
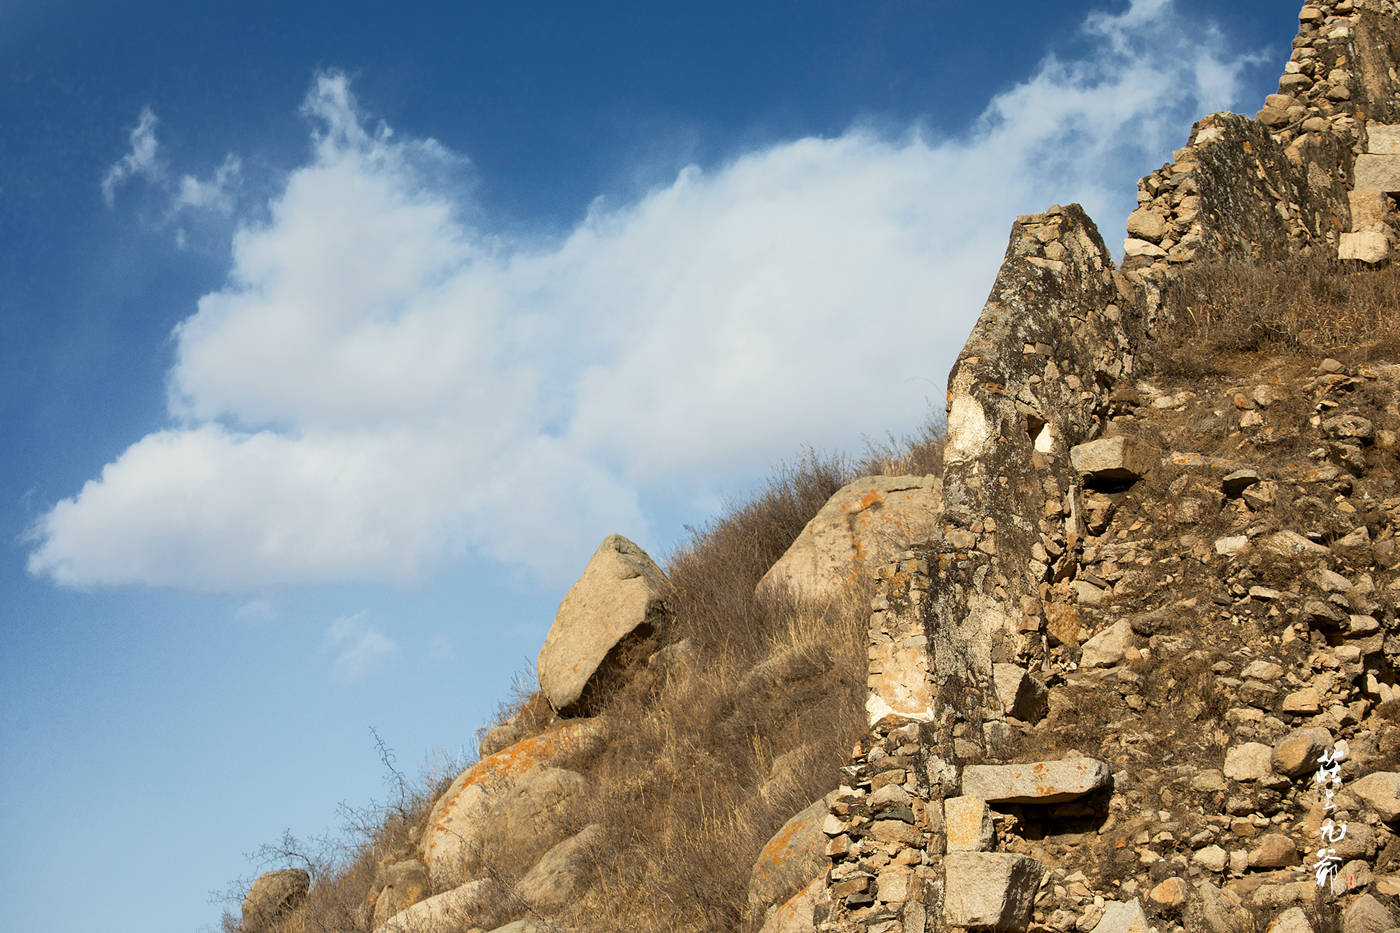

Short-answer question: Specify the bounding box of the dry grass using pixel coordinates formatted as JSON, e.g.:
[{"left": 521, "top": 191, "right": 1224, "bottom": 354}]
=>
[
  {"left": 1154, "top": 252, "right": 1400, "bottom": 377},
  {"left": 227, "top": 415, "right": 946, "bottom": 933}
]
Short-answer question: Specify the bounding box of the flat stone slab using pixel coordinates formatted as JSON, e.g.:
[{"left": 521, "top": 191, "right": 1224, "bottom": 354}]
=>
[
  {"left": 1070, "top": 437, "right": 1155, "bottom": 483},
  {"left": 961, "top": 758, "right": 1111, "bottom": 804}
]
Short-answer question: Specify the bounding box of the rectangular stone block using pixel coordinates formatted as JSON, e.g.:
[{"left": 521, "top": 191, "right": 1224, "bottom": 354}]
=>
[
  {"left": 943, "top": 852, "right": 1045, "bottom": 930},
  {"left": 1349, "top": 188, "right": 1387, "bottom": 229},
  {"left": 1368, "top": 124, "right": 1400, "bottom": 154},
  {"left": 1354, "top": 154, "right": 1400, "bottom": 192}
]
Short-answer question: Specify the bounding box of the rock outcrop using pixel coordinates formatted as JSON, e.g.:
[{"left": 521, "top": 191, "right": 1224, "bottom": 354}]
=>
[
  {"left": 419, "top": 721, "right": 600, "bottom": 888},
  {"left": 537, "top": 534, "right": 671, "bottom": 713},
  {"left": 241, "top": 868, "right": 310, "bottom": 933}
]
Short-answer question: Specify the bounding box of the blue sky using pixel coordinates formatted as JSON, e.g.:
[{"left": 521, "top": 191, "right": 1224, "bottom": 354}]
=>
[{"left": 3, "top": 2, "right": 1294, "bottom": 930}]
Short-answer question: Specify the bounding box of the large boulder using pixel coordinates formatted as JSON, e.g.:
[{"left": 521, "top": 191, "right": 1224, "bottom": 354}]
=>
[
  {"left": 515, "top": 823, "right": 604, "bottom": 914},
  {"left": 537, "top": 534, "right": 670, "bottom": 712},
  {"left": 756, "top": 475, "right": 942, "bottom": 602},
  {"left": 747, "top": 793, "right": 834, "bottom": 916},
  {"left": 759, "top": 876, "right": 828, "bottom": 933},
  {"left": 421, "top": 721, "right": 601, "bottom": 887},
  {"left": 241, "top": 868, "right": 310, "bottom": 933}
]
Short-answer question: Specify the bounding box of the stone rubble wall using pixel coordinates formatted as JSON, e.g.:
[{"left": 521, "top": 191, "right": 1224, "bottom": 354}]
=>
[{"left": 821, "top": 2, "right": 1400, "bottom": 930}]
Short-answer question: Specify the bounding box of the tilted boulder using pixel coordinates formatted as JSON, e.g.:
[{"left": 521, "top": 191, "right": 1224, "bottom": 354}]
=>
[
  {"left": 241, "top": 868, "right": 310, "bottom": 933},
  {"left": 747, "top": 793, "right": 835, "bottom": 917},
  {"left": 756, "top": 474, "right": 942, "bottom": 602},
  {"left": 421, "top": 721, "right": 601, "bottom": 887},
  {"left": 537, "top": 534, "right": 670, "bottom": 712}
]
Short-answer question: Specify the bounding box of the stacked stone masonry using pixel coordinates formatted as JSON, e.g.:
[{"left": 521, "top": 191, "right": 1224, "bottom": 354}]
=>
[{"left": 823, "top": 1, "right": 1400, "bottom": 931}]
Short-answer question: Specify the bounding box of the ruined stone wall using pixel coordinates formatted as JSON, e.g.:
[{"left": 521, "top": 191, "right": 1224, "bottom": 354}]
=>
[{"left": 822, "top": 2, "right": 1400, "bottom": 930}]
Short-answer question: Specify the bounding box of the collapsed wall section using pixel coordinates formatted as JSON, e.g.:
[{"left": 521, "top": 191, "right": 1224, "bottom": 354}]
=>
[{"left": 823, "top": 206, "right": 1136, "bottom": 932}]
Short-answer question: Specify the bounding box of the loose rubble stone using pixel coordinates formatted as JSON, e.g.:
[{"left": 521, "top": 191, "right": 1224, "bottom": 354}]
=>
[
  {"left": 1148, "top": 877, "right": 1187, "bottom": 907},
  {"left": 1193, "top": 844, "right": 1227, "bottom": 872},
  {"left": 1341, "top": 893, "right": 1396, "bottom": 933},
  {"left": 1339, "top": 230, "right": 1391, "bottom": 264},
  {"left": 1080, "top": 620, "right": 1136, "bottom": 668},
  {"left": 1224, "top": 743, "right": 1274, "bottom": 782},
  {"left": 943, "top": 851, "right": 1045, "bottom": 930},
  {"left": 537, "top": 534, "right": 671, "bottom": 712},
  {"left": 1272, "top": 727, "right": 1333, "bottom": 778},
  {"left": 1268, "top": 907, "right": 1316, "bottom": 933},
  {"left": 1351, "top": 772, "right": 1400, "bottom": 821},
  {"left": 1247, "top": 833, "right": 1299, "bottom": 868},
  {"left": 993, "top": 663, "right": 1049, "bottom": 722},
  {"left": 961, "top": 758, "right": 1111, "bottom": 803},
  {"left": 1090, "top": 898, "right": 1150, "bottom": 933}
]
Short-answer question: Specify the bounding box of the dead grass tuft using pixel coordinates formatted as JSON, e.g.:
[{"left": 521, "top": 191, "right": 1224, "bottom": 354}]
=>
[{"left": 1154, "top": 252, "right": 1400, "bottom": 377}]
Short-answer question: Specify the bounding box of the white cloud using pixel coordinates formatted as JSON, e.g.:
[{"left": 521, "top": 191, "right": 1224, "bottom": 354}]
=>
[
  {"left": 32, "top": 2, "right": 1261, "bottom": 591},
  {"left": 101, "top": 106, "right": 162, "bottom": 206},
  {"left": 324, "top": 612, "right": 396, "bottom": 682}
]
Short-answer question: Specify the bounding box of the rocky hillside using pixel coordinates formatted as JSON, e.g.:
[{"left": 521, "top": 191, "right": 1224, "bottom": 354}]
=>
[{"left": 229, "top": 2, "right": 1400, "bottom": 932}]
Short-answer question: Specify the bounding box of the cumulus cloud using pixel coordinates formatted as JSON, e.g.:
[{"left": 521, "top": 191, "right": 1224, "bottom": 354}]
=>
[
  {"left": 31, "top": 1, "right": 1261, "bottom": 591},
  {"left": 325, "top": 612, "right": 396, "bottom": 682}
]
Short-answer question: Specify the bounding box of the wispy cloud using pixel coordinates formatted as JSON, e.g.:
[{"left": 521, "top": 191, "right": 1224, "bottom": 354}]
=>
[
  {"left": 324, "top": 612, "right": 396, "bottom": 682},
  {"left": 31, "top": 1, "right": 1264, "bottom": 592},
  {"left": 101, "top": 106, "right": 162, "bottom": 206},
  {"left": 233, "top": 598, "right": 277, "bottom": 623},
  {"left": 100, "top": 106, "right": 241, "bottom": 219}
]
